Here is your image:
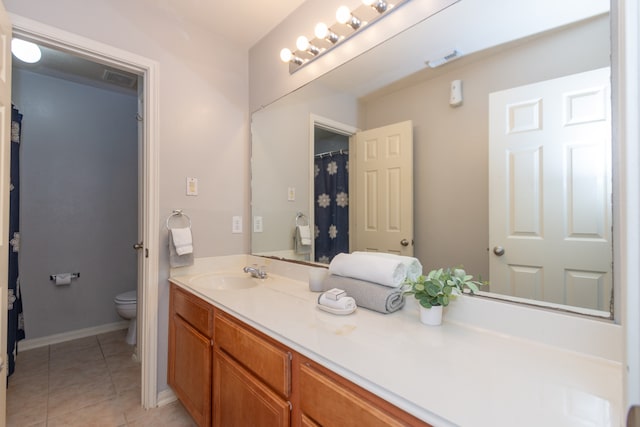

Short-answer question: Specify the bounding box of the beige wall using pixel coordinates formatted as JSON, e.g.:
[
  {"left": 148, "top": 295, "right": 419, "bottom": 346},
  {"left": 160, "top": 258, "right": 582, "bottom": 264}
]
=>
[
  {"left": 360, "top": 15, "right": 610, "bottom": 281},
  {"left": 5, "top": 0, "right": 249, "bottom": 393}
]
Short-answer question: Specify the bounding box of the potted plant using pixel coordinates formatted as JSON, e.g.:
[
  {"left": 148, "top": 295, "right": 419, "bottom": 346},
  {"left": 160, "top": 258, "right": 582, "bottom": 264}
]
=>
[{"left": 403, "top": 267, "right": 485, "bottom": 326}]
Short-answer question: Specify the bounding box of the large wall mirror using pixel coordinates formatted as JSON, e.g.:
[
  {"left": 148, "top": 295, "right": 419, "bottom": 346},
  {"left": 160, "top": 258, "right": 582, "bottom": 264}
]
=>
[{"left": 251, "top": 1, "right": 613, "bottom": 318}]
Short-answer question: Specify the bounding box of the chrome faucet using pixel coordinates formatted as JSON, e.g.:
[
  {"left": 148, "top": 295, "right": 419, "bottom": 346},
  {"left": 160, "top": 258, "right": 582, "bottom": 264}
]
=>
[{"left": 243, "top": 265, "right": 267, "bottom": 279}]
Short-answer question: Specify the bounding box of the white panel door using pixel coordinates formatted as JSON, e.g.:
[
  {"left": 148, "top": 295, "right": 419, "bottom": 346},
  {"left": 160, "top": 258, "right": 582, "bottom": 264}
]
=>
[
  {"left": 353, "top": 120, "right": 413, "bottom": 255},
  {"left": 0, "top": 0, "right": 11, "bottom": 422},
  {"left": 489, "top": 68, "right": 612, "bottom": 311}
]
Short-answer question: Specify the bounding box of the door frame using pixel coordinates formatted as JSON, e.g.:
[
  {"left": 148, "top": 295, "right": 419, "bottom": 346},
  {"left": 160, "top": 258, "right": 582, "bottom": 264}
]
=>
[
  {"left": 9, "top": 14, "right": 161, "bottom": 409},
  {"left": 308, "top": 115, "right": 358, "bottom": 261}
]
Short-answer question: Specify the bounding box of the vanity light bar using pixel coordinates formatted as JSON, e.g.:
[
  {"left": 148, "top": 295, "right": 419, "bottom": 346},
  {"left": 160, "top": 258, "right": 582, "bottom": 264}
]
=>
[{"left": 280, "top": 0, "right": 409, "bottom": 74}]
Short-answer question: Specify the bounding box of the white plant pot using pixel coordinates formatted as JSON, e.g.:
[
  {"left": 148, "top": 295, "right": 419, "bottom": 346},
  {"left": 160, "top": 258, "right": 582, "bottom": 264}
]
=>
[{"left": 419, "top": 305, "right": 443, "bottom": 326}]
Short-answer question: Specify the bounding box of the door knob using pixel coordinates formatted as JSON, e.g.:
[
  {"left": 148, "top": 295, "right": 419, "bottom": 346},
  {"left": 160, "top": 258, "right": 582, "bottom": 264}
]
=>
[
  {"left": 493, "top": 246, "right": 505, "bottom": 256},
  {"left": 400, "top": 239, "right": 409, "bottom": 247},
  {"left": 133, "top": 242, "right": 144, "bottom": 250}
]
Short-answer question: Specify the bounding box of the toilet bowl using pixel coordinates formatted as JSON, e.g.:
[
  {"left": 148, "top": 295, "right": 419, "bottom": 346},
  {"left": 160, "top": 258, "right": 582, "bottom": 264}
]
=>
[{"left": 114, "top": 290, "right": 137, "bottom": 345}]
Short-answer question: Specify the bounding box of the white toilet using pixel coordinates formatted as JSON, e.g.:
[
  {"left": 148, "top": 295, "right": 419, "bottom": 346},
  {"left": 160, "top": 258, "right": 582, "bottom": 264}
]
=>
[{"left": 114, "top": 290, "right": 137, "bottom": 345}]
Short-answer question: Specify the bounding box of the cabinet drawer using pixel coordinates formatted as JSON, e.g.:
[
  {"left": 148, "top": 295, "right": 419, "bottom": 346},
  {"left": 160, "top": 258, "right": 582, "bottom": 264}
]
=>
[
  {"left": 171, "top": 283, "right": 213, "bottom": 338},
  {"left": 215, "top": 311, "right": 291, "bottom": 397},
  {"left": 300, "top": 362, "right": 418, "bottom": 427}
]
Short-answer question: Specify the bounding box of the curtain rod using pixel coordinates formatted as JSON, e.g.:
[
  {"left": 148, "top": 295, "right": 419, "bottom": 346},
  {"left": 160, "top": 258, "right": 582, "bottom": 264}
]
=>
[{"left": 314, "top": 149, "right": 349, "bottom": 158}]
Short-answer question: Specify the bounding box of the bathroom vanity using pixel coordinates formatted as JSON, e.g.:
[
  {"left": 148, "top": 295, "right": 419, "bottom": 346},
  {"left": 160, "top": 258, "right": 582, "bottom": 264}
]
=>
[
  {"left": 168, "top": 256, "right": 622, "bottom": 427},
  {"left": 168, "top": 283, "right": 428, "bottom": 427}
]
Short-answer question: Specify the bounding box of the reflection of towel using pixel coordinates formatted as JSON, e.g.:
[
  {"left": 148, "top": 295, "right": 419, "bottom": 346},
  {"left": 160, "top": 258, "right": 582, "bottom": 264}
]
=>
[
  {"left": 353, "top": 251, "right": 423, "bottom": 281},
  {"left": 294, "top": 225, "right": 312, "bottom": 254},
  {"left": 171, "top": 227, "right": 193, "bottom": 255},
  {"left": 169, "top": 233, "right": 194, "bottom": 268},
  {"left": 320, "top": 274, "right": 405, "bottom": 314},
  {"left": 329, "top": 252, "right": 407, "bottom": 288}
]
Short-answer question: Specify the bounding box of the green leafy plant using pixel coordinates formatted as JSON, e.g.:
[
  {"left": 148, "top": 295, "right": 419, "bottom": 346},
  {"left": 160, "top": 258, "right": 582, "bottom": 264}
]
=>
[{"left": 403, "top": 267, "right": 486, "bottom": 309}]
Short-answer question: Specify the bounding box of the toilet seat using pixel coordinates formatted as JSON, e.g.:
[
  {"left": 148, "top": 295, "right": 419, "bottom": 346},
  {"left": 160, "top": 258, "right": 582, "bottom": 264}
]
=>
[{"left": 115, "top": 290, "right": 137, "bottom": 304}]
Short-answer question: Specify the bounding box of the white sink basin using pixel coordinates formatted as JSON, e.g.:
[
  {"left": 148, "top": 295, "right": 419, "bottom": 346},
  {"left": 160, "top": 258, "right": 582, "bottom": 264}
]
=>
[{"left": 189, "top": 274, "right": 260, "bottom": 291}]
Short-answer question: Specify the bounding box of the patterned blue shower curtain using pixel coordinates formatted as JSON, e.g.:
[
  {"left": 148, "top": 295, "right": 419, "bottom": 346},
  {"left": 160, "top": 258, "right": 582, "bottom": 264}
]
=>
[
  {"left": 314, "top": 153, "right": 349, "bottom": 263},
  {"left": 8, "top": 106, "right": 25, "bottom": 380}
]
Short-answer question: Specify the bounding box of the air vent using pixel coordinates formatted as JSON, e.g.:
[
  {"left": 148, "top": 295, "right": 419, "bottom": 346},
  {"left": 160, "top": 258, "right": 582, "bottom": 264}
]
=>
[{"left": 102, "top": 69, "right": 137, "bottom": 88}]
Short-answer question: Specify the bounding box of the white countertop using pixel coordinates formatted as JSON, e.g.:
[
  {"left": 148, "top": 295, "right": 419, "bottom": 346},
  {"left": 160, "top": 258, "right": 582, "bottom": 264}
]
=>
[{"left": 169, "top": 256, "right": 623, "bottom": 427}]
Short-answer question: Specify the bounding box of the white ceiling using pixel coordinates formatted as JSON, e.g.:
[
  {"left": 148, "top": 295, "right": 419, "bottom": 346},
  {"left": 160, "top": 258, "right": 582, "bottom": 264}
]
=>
[{"left": 12, "top": 0, "right": 306, "bottom": 93}]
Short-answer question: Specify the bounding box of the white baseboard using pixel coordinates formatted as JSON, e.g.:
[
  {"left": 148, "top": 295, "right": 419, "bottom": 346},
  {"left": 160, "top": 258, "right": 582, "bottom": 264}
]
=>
[
  {"left": 19, "top": 321, "right": 130, "bottom": 351},
  {"left": 156, "top": 387, "right": 177, "bottom": 407}
]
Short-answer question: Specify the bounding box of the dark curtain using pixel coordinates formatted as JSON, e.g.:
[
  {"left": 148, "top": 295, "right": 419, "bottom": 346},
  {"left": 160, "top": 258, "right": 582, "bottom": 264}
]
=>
[
  {"left": 8, "top": 105, "right": 25, "bottom": 380},
  {"left": 314, "top": 153, "right": 349, "bottom": 263}
]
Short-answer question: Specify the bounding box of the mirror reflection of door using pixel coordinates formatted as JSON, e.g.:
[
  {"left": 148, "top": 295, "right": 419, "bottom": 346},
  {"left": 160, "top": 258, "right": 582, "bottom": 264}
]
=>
[
  {"left": 489, "top": 68, "right": 612, "bottom": 312},
  {"left": 352, "top": 120, "right": 414, "bottom": 256},
  {"left": 313, "top": 126, "right": 351, "bottom": 263}
]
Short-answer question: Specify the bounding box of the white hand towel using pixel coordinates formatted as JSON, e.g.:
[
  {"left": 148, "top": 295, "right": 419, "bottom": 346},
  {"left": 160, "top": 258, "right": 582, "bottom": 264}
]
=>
[
  {"left": 294, "top": 225, "right": 312, "bottom": 255},
  {"left": 352, "top": 251, "right": 423, "bottom": 281},
  {"left": 318, "top": 293, "right": 356, "bottom": 310},
  {"left": 328, "top": 252, "right": 407, "bottom": 288},
  {"left": 171, "top": 227, "right": 193, "bottom": 256},
  {"left": 297, "top": 225, "right": 312, "bottom": 245}
]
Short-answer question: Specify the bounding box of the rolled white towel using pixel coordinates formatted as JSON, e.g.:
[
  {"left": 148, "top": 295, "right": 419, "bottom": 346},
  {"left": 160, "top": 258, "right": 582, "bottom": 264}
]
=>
[
  {"left": 352, "top": 251, "right": 423, "bottom": 281},
  {"left": 328, "top": 252, "right": 407, "bottom": 288}
]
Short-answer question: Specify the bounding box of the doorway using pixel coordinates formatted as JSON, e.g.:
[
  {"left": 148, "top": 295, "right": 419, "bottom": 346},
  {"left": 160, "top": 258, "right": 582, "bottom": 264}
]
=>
[{"left": 10, "top": 16, "right": 160, "bottom": 410}]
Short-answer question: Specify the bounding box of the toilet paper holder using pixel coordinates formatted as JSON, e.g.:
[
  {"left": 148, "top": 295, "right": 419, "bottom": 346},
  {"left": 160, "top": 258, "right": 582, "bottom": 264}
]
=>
[{"left": 49, "top": 273, "right": 80, "bottom": 281}]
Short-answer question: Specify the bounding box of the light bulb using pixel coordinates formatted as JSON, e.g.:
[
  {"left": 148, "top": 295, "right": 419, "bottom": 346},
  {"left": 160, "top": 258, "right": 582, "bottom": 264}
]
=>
[
  {"left": 336, "top": 6, "right": 351, "bottom": 24},
  {"left": 364, "top": 0, "right": 387, "bottom": 13},
  {"left": 280, "top": 48, "right": 292, "bottom": 63},
  {"left": 315, "top": 22, "right": 328, "bottom": 39},
  {"left": 11, "top": 38, "right": 41, "bottom": 64},
  {"left": 296, "top": 36, "right": 309, "bottom": 51}
]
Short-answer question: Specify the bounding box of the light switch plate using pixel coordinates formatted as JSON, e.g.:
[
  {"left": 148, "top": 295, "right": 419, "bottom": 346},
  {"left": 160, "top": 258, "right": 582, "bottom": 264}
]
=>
[
  {"left": 232, "top": 216, "right": 242, "bottom": 233},
  {"left": 186, "top": 177, "right": 198, "bottom": 196}
]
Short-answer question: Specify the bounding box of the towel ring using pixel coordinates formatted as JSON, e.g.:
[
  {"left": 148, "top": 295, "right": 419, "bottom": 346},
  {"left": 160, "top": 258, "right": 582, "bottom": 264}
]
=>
[
  {"left": 166, "top": 209, "right": 192, "bottom": 230},
  {"left": 295, "top": 212, "right": 308, "bottom": 227}
]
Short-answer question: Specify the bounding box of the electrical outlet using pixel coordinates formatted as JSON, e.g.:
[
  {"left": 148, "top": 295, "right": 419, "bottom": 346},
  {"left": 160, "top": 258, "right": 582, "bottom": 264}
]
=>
[
  {"left": 232, "top": 216, "right": 242, "bottom": 234},
  {"left": 288, "top": 187, "right": 296, "bottom": 201},
  {"left": 253, "top": 216, "right": 263, "bottom": 233}
]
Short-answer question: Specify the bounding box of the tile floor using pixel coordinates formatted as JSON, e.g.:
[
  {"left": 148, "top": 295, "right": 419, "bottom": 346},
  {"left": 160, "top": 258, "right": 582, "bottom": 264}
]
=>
[{"left": 6, "top": 329, "right": 196, "bottom": 426}]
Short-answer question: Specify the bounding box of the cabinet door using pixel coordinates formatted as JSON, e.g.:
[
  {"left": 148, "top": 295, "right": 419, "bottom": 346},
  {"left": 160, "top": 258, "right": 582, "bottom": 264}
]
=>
[
  {"left": 214, "top": 349, "right": 290, "bottom": 427},
  {"left": 168, "top": 314, "right": 212, "bottom": 427},
  {"left": 300, "top": 362, "right": 413, "bottom": 427}
]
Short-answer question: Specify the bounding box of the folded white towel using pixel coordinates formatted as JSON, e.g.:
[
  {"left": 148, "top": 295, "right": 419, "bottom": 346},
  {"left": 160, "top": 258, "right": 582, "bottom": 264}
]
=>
[
  {"left": 169, "top": 233, "right": 194, "bottom": 268},
  {"left": 171, "top": 227, "right": 193, "bottom": 256},
  {"left": 328, "top": 252, "right": 407, "bottom": 288},
  {"left": 318, "top": 293, "right": 356, "bottom": 310},
  {"left": 297, "top": 225, "right": 312, "bottom": 245},
  {"left": 294, "top": 225, "right": 312, "bottom": 255},
  {"left": 352, "top": 251, "right": 423, "bottom": 281}
]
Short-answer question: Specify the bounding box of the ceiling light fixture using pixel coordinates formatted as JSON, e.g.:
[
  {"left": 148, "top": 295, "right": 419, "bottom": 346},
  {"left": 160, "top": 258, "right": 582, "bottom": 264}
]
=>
[
  {"left": 11, "top": 38, "right": 42, "bottom": 64},
  {"left": 279, "top": 0, "right": 408, "bottom": 74}
]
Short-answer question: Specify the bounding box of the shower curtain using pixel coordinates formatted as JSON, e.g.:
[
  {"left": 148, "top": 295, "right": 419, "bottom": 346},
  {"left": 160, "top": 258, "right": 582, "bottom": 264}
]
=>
[
  {"left": 8, "top": 105, "right": 25, "bottom": 380},
  {"left": 314, "top": 153, "right": 349, "bottom": 263}
]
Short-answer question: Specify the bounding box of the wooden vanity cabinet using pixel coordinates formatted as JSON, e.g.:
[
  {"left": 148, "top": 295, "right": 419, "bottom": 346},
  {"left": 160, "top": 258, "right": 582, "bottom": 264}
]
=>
[
  {"left": 213, "top": 310, "right": 292, "bottom": 427},
  {"left": 297, "top": 357, "right": 432, "bottom": 427},
  {"left": 168, "top": 285, "right": 431, "bottom": 427},
  {"left": 168, "top": 284, "right": 214, "bottom": 427}
]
